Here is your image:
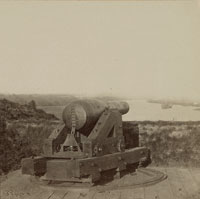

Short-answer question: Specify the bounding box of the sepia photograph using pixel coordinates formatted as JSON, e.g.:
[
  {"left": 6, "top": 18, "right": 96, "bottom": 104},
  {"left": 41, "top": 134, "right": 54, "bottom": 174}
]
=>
[{"left": 0, "top": 0, "right": 200, "bottom": 199}]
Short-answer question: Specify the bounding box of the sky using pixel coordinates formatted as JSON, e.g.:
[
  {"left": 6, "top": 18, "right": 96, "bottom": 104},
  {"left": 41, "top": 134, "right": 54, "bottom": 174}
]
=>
[{"left": 0, "top": 1, "right": 200, "bottom": 100}]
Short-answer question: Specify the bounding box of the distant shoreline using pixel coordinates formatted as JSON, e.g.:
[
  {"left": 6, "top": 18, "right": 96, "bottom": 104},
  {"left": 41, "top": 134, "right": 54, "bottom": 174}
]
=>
[{"left": 147, "top": 99, "right": 200, "bottom": 108}]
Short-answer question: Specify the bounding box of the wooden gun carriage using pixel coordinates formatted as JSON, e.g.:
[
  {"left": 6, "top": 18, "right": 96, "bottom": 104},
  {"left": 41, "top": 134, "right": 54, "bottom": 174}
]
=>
[{"left": 22, "top": 99, "right": 151, "bottom": 183}]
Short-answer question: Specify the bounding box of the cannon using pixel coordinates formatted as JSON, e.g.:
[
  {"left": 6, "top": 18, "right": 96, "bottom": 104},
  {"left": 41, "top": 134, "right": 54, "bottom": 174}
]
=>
[{"left": 21, "top": 99, "right": 151, "bottom": 183}]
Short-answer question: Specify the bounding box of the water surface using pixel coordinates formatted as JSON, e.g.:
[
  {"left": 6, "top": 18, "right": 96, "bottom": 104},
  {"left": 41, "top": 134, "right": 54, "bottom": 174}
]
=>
[{"left": 39, "top": 99, "right": 200, "bottom": 121}]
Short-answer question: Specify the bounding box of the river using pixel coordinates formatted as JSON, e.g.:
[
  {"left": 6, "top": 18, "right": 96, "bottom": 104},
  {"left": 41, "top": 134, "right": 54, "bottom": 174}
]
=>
[{"left": 38, "top": 99, "right": 200, "bottom": 121}]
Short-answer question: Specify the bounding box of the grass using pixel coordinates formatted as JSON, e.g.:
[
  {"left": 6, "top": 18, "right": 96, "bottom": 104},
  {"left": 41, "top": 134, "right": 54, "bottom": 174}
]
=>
[
  {"left": 0, "top": 119, "right": 58, "bottom": 174},
  {"left": 1, "top": 117, "right": 200, "bottom": 175},
  {"left": 139, "top": 122, "right": 200, "bottom": 167}
]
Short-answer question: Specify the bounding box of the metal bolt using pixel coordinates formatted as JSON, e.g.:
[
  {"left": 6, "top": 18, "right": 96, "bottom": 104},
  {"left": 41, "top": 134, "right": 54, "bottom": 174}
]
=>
[
  {"left": 98, "top": 147, "right": 102, "bottom": 152},
  {"left": 118, "top": 156, "right": 122, "bottom": 161}
]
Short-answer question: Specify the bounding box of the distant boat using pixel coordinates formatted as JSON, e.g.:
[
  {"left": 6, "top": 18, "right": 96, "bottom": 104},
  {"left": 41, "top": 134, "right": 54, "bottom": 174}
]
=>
[{"left": 161, "top": 103, "right": 173, "bottom": 109}]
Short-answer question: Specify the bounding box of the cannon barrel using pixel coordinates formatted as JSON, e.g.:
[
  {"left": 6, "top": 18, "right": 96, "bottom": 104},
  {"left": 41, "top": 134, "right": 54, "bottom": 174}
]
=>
[{"left": 62, "top": 99, "right": 129, "bottom": 132}]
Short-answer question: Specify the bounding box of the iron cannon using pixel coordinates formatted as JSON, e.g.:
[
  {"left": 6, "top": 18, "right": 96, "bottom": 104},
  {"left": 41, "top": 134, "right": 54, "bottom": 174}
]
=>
[{"left": 21, "top": 99, "right": 151, "bottom": 184}]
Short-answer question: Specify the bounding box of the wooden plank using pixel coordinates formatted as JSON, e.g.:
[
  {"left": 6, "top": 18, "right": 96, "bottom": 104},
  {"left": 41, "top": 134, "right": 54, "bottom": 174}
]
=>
[
  {"left": 121, "top": 169, "right": 145, "bottom": 199},
  {"left": 178, "top": 167, "right": 200, "bottom": 199},
  {"left": 115, "top": 172, "right": 132, "bottom": 199},
  {"left": 114, "top": 173, "right": 133, "bottom": 199},
  {"left": 104, "top": 190, "right": 121, "bottom": 199},
  {"left": 120, "top": 172, "right": 144, "bottom": 199},
  {"left": 120, "top": 187, "right": 145, "bottom": 199},
  {"left": 49, "top": 190, "right": 68, "bottom": 199},
  {"left": 120, "top": 188, "right": 136, "bottom": 199},
  {"left": 188, "top": 168, "right": 200, "bottom": 187},
  {"left": 78, "top": 190, "right": 96, "bottom": 199},
  {"left": 93, "top": 191, "right": 106, "bottom": 199},
  {"left": 153, "top": 167, "right": 174, "bottom": 199},
  {"left": 133, "top": 187, "right": 145, "bottom": 199},
  {"left": 133, "top": 170, "right": 145, "bottom": 199},
  {"left": 28, "top": 188, "right": 54, "bottom": 199},
  {"left": 165, "top": 167, "right": 187, "bottom": 199},
  {"left": 144, "top": 186, "right": 158, "bottom": 199},
  {"left": 63, "top": 191, "right": 81, "bottom": 199}
]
